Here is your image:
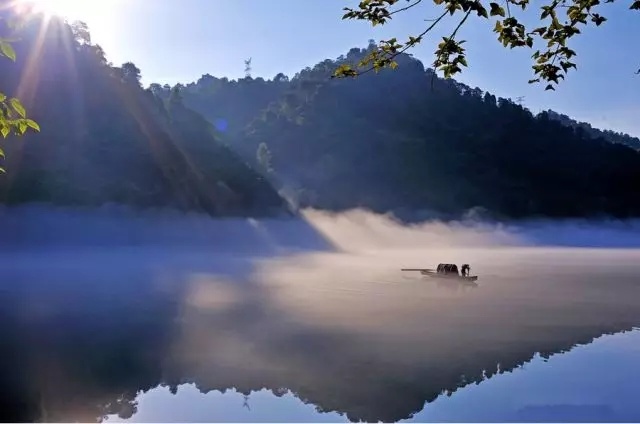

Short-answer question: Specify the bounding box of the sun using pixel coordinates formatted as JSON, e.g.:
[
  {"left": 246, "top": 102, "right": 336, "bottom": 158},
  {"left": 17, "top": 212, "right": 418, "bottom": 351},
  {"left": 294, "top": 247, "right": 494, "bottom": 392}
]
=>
[{"left": 20, "top": 0, "right": 99, "bottom": 20}]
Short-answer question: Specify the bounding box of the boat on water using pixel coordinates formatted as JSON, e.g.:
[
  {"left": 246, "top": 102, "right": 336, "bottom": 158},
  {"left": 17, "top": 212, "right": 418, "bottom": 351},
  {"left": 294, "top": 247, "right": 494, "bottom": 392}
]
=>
[{"left": 401, "top": 263, "right": 478, "bottom": 282}]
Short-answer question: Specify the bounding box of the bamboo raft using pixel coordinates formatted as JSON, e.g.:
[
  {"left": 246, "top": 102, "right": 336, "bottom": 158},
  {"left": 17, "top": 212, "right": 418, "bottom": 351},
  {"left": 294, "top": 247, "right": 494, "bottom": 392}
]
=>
[{"left": 401, "top": 263, "right": 478, "bottom": 283}]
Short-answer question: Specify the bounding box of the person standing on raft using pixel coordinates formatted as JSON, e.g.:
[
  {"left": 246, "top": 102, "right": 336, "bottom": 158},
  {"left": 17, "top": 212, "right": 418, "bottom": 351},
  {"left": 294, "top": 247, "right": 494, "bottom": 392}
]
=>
[{"left": 461, "top": 264, "right": 470, "bottom": 277}]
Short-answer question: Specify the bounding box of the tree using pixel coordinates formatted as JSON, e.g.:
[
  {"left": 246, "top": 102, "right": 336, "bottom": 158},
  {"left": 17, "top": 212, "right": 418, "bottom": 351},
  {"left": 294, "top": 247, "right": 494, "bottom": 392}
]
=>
[
  {"left": 168, "top": 84, "right": 184, "bottom": 106},
  {"left": 148, "top": 83, "right": 163, "bottom": 95},
  {"left": 121, "top": 62, "right": 142, "bottom": 86},
  {"left": 0, "top": 14, "right": 40, "bottom": 173},
  {"left": 334, "top": 0, "right": 640, "bottom": 90},
  {"left": 70, "top": 20, "right": 91, "bottom": 45},
  {"left": 256, "top": 142, "right": 273, "bottom": 173},
  {"left": 274, "top": 73, "right": 289, "bottom": 83}
]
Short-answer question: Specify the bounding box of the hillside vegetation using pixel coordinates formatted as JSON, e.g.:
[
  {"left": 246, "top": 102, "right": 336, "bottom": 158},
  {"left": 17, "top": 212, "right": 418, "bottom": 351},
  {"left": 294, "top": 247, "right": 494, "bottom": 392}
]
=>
[
  {"left": 173, "top": 44, "right": 640, "bottom": 219},
  {"left": 0, "top": 14, "right": 286, "bottom": 217}
]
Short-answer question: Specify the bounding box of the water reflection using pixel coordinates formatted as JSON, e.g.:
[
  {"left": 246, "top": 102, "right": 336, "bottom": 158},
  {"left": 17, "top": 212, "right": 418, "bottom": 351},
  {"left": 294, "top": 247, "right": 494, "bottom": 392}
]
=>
[
  {"left": 105, "top": 385, "right": 347, "bottom": 423},
  {"left": 408, "top": 328, "right": 640, "bottom": 422},
  {"left": 1, "top": 246, "right": 640, "bottom": 422},
  {"left": 105, "top": 329, "right": 640, "bottom": 422}
]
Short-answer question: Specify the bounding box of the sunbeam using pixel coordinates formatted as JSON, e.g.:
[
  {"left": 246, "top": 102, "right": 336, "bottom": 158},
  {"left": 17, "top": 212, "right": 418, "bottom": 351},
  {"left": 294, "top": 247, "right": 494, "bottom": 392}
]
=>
[{"left": 19, "top": 0, "right": 109, "bottom": 21}]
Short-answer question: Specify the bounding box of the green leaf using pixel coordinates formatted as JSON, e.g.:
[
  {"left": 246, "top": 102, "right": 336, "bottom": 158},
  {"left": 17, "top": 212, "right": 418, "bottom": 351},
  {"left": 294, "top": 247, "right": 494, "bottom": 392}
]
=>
[
  {"left": 25, "top": 118, "right": 40, "bottom": 131},
  {"left": 0, "top": 93, "right": 6, "bottom": 103},
  {"left": 591, "top": 14, "right": 607, "bottom": 25},
  {"left": 0, "top": 167, "right": 5, "bottom": 174},
  {"left": 0, "top": 41, "right": 16, "bottom": 61},
  {"left": 9, "top": 98, "right": 26, "bottom": 118},
  {"left": 18, "top": 121, "right": 27, "bottom": 134},
  {"left": 333, "top": 64, "right": 359, "bottom": 78},
  {"left": 1, "top": 125, "right": 9, "bottom": 138},
  {"left": 540, "top": 8, "right": 550, "bottom": 19},
  {"left": 489, "top": 3, "right": 506, "bottom": 16},
  {"left": 0, "top": 147, "right": 4, "bottom": 158}
]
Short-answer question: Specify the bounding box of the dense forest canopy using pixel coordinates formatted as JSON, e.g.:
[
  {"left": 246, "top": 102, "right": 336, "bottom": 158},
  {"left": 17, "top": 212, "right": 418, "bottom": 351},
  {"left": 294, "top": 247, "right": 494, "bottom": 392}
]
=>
[
  {"left": 1, "top": 6, "right": 639, "bottom": 221},
  {"left": 545, "top": 110, "right": 640, "bottom": 150},
  {"left": 0, "top": 11, "right": 287, "bottom": 217},
  {"left": 172, "top": 44, "right": 640, "bottom": 220}
]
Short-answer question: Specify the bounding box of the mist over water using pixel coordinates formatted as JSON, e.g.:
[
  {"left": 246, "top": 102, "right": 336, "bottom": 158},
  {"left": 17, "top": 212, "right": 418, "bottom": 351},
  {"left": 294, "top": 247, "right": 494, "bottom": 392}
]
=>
[
  {"left": 0, "top": 205, "right": 331, "bottom": 253},
  {"left": 3, "top": 205, "right": 640, "bottom": 252},
  {"left": 1, "top": 205, "right": 640, "bottom": 422},
  {"left": 301, "top": 208, "right": 640, "bottom": 251}
]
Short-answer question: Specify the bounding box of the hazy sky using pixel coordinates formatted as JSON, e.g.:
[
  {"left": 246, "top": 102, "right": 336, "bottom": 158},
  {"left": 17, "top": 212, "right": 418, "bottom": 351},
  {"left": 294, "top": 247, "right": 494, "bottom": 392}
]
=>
[{"left": 65, "top": 0, "right": 638, "bottom": 135}]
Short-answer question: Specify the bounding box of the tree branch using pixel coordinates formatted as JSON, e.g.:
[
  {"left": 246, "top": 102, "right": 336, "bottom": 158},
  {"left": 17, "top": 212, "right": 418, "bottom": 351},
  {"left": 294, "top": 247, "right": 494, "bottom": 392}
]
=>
[
  {"left": 353, "top": 9, "right": 449, "bottom": 77},
  {"left": 450, "top": 7, "right": 473, "bottom": 39},
  {"left": 390, "top": 0, "right": 424, "bottom": 15}
]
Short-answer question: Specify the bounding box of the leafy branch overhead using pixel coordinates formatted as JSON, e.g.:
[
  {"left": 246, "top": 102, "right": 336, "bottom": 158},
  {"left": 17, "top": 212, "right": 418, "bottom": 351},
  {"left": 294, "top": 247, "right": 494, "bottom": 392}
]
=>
[
  {"left": 335, "top": 0, "right": 640, "bottom": 90},
  {"left": 0, "top": 15, "right": 41, "bottom": 173}
]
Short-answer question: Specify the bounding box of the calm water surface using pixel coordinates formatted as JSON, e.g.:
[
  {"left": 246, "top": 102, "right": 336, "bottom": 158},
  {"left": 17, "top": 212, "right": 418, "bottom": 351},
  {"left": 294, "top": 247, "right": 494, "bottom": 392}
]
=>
[
  {"left": 105, "top": 328, "right": 640, "bottom": 423},
  {"left": 1, "top": 243, "right": 639, "bottom": 422}
]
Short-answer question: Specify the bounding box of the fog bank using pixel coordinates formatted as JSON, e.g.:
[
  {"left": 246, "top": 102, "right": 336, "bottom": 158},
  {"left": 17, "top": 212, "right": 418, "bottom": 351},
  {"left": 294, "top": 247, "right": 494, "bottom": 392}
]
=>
[
  {"left": 302, "top": 208, "right": 640, "bottom": 251},
  {"left": 0, "top": 205, "right": 331, "bottom": 253},
  {"left": 2, "top": 205, "right": 640, "bottom": 252}
]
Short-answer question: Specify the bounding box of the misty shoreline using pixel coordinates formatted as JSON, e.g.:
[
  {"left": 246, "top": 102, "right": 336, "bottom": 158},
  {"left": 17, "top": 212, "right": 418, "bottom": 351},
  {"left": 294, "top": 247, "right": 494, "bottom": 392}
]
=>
[{"left": 1, "top": 204, "right": 640, "bottom": 250}]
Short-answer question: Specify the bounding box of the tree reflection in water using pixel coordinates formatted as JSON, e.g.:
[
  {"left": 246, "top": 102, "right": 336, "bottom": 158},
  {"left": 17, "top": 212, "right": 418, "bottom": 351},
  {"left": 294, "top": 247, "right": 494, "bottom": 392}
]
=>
[{"left": 1, "top": 246, "right": 639, "bottom": 422}]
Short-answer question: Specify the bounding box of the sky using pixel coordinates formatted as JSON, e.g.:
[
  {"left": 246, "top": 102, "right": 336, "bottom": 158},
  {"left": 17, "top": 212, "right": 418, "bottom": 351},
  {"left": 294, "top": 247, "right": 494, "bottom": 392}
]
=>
[{"left": 56, "top": 0, "right": 639, "bottom": 136}]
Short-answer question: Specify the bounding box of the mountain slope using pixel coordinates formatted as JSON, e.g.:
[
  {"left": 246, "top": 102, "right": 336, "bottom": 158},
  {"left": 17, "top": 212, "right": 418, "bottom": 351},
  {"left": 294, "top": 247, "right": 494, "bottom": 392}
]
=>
[
  {"left": 176, "top": 46, "right": 640, "bottom": 219},
  {"left": 0, "top": 13, "right": 287, "bottom": 217},
  {"left": 176, "top": 73, "right": 289, "bottom": 138},
  {"left": 544, "top": 110, "right": 640, "bottom": 150}
]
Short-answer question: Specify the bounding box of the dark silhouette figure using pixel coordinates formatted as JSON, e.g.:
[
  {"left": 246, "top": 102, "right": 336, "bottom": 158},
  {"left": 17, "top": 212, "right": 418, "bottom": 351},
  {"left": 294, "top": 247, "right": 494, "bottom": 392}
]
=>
[
  {"left": 437, "top": 263, "right": 459, "bottom": 275},
  {"left": 461, "top": 264, "right": 470, "bottom": 277}
]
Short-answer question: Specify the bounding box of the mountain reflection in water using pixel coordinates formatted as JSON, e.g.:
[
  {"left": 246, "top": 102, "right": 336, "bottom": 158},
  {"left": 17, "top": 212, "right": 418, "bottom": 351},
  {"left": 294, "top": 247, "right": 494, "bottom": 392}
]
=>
[
  {"left": 105, "top": 328, "right": 640, "bottom": 423},
  {"left": 1, "top": 245, "right": 640, "bottom": 422}
]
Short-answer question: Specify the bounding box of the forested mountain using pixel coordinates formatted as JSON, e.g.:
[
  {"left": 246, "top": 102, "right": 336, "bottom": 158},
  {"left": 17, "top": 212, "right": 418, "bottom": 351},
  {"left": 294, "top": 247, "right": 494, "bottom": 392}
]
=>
[
  {"left": 0, "top": 12, "right": 287, "bottom": 217},
  {"left": 3, "top": 9, "right": 639, "bottom": 221},
  {"left": 174, "top": 44, "right": 640, "bottom": 219},
  {"left": 161, "top": 73, "right": 290, "bottom": 138},
  {"left": 544, "top": 110, "right": 640, "bottom": 151}
]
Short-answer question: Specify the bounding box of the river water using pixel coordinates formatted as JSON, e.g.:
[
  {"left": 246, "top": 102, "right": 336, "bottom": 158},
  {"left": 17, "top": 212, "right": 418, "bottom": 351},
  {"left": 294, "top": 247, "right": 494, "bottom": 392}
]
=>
[
  {"left": 1, "top": 209, "right": 640, "bottom": 422},
  {"left": 105, "top": 328, "right": 640, "bottom": 422},
  {"left": 1, "top": 246, "right": 640, "bottom": 422}
]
